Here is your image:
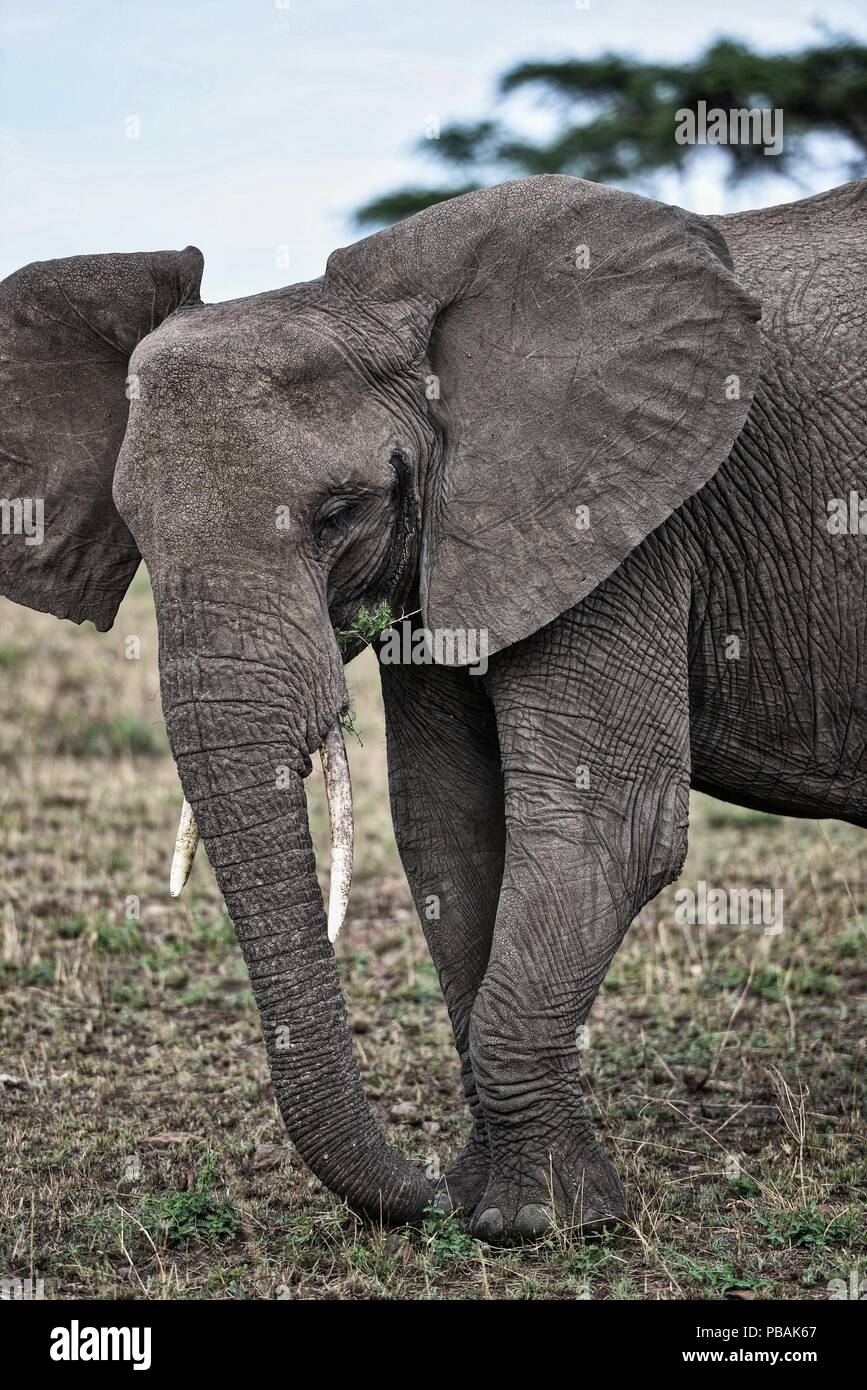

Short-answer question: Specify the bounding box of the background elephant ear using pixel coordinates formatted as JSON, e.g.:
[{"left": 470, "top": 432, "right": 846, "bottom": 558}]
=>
[
  {"left": 0, "top": 246, "right": 203, "bottom": 629},
  {"left": 327, "top": 177, "right": 762, "bottom": 659}
]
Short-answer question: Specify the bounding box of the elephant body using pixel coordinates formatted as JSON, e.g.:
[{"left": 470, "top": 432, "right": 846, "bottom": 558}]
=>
[
  {"left": 1, "top": 175, "right": 864, "bottom": 1242},
  {"left": 379, "top": 182, "right": 867, "bottom": 1236},
  {"left": 693, "top": 181, "right": 866, "bottom": 825}
]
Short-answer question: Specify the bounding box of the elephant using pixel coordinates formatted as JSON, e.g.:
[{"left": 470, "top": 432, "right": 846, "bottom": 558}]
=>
[{"left": 1, "top": 174, "right": 865, "bottom": 1245}]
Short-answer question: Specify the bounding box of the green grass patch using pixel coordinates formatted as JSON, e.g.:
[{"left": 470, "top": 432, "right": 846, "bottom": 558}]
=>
[
  {"left": 55, "top": 714, "right": 166, "bottom": 759},
  {"left": 54, "top": 916, "right": 87, "bottom": 940},
  {"left": 701, "top": 800, "right": 783, "bottom": 829},
  {"left": 94, "top": 918, "right": 142, "bottom": 954},
  {"left": 0, "top": 641, "right": 25, "bottom": 669},
  {"left": 757, "top": 1204, "right": 860, "bottom": 1250},
  {"left": 136, "top": 1152, "right": 241, "bottom": 1247},
  {"left": 674, "top": 1253, "right": 766, "bottom": 1294}
]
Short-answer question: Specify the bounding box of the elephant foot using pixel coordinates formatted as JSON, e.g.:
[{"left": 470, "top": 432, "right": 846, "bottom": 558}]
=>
[
  {"left": 469, "top": 1145, "right": 625, "bottom": 1245},
  {"left": 432, "top": 1126, "right": 491, "bottom": 1215}
]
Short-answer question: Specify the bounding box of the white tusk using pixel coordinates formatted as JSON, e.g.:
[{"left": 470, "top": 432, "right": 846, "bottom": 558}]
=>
[
  {"left": 320, "top": 718, "right": 354, "bottom": 943},
  {"left": 170, "top": 797, "right": 199, "bottom": 897}
]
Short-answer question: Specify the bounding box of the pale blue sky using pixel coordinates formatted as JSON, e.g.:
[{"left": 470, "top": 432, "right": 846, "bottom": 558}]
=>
[{"left": 2, "top": 0, "right": 865, "bottom": 300}]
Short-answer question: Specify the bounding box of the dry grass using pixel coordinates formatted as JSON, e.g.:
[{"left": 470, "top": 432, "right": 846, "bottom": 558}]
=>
[{"left": 1, "top": 573, "right": 865, "bottom": 1299}]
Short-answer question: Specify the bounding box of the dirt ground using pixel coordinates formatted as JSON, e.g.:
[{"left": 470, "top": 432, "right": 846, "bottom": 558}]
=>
[{"left": 1, "top": 573, "right": 865, "bottom": 1299}]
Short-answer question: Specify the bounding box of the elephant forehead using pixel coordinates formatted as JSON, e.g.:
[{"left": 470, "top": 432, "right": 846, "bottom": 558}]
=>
[
  {"left": 121, "top": 388, "right": 378, "bottom": 505},
  {"left": 128, "top": 295, "right": 408, "bottom": 464},
  {"left": 130, "top": 299, "right": 364, "bottom": 409}
]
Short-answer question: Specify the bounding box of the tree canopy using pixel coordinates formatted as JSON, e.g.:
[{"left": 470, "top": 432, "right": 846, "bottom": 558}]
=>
[{"left": 356, "top": 36, "right": 867, "bottom": 227}]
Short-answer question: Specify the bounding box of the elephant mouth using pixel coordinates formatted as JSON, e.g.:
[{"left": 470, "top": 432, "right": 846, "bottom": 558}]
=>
[{"left": 169, "top": 713, "right": 355, "bottom": 943}]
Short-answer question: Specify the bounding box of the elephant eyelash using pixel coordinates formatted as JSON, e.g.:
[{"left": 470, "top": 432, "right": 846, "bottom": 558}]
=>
[{"left": 314, "top": 495, "right": 366, "bottom": 548}]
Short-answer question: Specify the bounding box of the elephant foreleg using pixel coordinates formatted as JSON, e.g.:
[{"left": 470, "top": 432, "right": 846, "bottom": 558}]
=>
[
  {"left": 379, "top": 652, "right": 506, "bottom": 1211},
  {"left": 471, "top": 554, "right": 692, "bottom": 1242}
]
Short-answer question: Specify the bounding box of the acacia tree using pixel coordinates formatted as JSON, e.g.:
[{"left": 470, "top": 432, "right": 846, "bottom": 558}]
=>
[{"left": 356, "top": 36, "right": 867, "bottom": 226}]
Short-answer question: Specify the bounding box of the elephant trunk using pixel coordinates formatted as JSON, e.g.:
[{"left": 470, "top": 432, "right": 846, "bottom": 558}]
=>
[{"left": 155, "top": 569, "right": 431, "bottom": 1223}]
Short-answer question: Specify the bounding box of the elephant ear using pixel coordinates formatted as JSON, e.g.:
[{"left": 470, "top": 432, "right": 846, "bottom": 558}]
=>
[
  {"left": 326, "top": 176, "right": 762, "bottom": 659},
  {"left": 0, "top": 247, "right": 203, "bottom": 630}
]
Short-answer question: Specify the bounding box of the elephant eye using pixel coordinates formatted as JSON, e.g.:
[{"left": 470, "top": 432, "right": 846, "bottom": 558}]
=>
[{"left": 314, "top": 495, "right": 361, "bottom": 549}]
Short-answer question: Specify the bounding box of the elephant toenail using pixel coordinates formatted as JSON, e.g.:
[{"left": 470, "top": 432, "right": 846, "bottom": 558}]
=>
[
  {"left": 472, "top": 1207, "right": 505, "bottom": 1241},
  {"left": 515, "top": 1203, "right": 554, "bottom": 1239}
]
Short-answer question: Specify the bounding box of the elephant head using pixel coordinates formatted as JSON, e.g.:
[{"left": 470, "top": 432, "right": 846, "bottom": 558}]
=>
[{"left": 0, "top": 176, "right": 761, "bottom": 1220}]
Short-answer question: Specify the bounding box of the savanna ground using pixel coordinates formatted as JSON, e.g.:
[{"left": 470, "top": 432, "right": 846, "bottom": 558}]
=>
[{"left": 1, "top": 571, "right": 865, "bottom": 1301}]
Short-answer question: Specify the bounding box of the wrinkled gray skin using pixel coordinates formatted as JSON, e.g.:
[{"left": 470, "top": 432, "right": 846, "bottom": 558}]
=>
[{"left": 1, "top": 176, "right": 865, "bottom": 1243}]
